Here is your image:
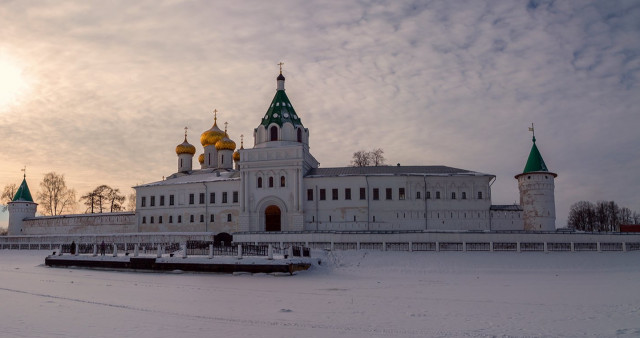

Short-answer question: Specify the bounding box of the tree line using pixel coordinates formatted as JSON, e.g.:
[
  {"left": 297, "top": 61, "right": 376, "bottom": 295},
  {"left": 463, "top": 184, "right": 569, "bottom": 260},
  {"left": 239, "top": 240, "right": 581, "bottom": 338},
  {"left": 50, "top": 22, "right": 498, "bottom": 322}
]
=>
[
  {"left": 351, "top": 148, "right": 386, "bottom": 167},
  {"left": 567, "top": 200, "right": 639, "bottom": 232},
  {"left": 1, "top": 172, "right": 136, "bottom": 216}
]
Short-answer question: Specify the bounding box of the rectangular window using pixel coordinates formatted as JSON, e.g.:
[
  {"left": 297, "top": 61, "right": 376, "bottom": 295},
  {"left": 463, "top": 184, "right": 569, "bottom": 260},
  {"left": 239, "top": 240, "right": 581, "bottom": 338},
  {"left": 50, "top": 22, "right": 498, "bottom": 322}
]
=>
[
  {"left": 169, "top": 195, "right": 174, "bottom": 206},
  {"left": 477, "top": 191, "right": 483, "bottom": 199},
  {"left": 150, "top": 216, "right": 154, "bottom": 224},
  {"left": 160, "top": 195, "right": 165, "bottom": 206},
  {"left": 320, "top": 189, "right": 326, "bottom": 201},
  {"left": 150, "top": 196, "right": 155, "bottom": 207},
  {"left": 200, "top": 215, "right": 204, "bottom": 222},
  {"left": 307, "top": 189, "right": 313, "bottom": 201},
  {"left": 345, "top": 188, "right": 351, "bottom": 200},
  {"left": 462, "top": 192, "right": 467, "bottom": 199},
  {"left": 426, "top": 191, "right": 431, "bottom": 199},
  {"left": 190, "top": 215, "right": 194, "bottom": 223},
  {"left": 142, "top": 216, "right": 146, "bottom": 224},
  {"left": 360, "top": 188, "right": 366, "bottom": 200},
  {"left": 169, "top": 216, "right": 173, "bottom": 223},
  {"left": 178, "top": 215, "right": 182, "bottom": 223},
  {"left": 332, "top": 188, "right": 338, "bottom": 200},
  {"left": 227, "top": 214, "right": 232, "bottom": 222},
  {"left": 399, "top": 188, "right": 405, "bottom": 200},
  {"left": 233, "top": 191, "right": 238, "bottom": 203},
  {"left": 141, "top": 197, "right": 146, "bottom": 207},
  {"left": 436, "top": 191, "right": 441, "bottom": 199},
  {"left": 373, "top": 188, "right": 379, "bottom": 200},
  {"left": 417, "top": 191, "right": 421, "bottom": 199},
  {"left": 386, "top": 188, "right": 392, "bottom": 200},
  {"left": 189, "top": 194, "right": 194, "bottom": 204},
  {"left": 222, "top": 192, "right": 228, "bottom": 203},
  {"left": 210, "top": 214, "right": 215, "bottom": 222},
  {"left": 210, "top": 192, "right": 215, "bottom": 204},
  {"left": 451, "top": 192, "right": 456, "bottom": 199},
  {"left": 199, "top": 193, "right": 205, "bottom": 204},
  {"left": 158, "top": 216, "right": 163, "bottom": 224}
]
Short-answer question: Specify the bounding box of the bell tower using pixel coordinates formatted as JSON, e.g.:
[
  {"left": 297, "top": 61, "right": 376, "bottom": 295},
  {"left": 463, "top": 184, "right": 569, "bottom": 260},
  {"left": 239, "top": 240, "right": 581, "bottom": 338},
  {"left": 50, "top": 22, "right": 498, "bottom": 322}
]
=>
[{"left": 8, "top": 172, "right": 38, "bottom": 235}]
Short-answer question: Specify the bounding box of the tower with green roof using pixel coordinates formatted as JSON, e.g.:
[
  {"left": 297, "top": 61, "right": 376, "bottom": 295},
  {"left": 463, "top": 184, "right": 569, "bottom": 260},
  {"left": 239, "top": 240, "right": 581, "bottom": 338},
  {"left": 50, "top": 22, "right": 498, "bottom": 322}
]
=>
[
  {"left": 238, "top": 65, "right": 318, "bottom": 232},
  {"left": 8, "top": 174, "right": 38, "bottom": 235},
  {"left": 514, "top": 127, "right": 557, "bottom": 231}
]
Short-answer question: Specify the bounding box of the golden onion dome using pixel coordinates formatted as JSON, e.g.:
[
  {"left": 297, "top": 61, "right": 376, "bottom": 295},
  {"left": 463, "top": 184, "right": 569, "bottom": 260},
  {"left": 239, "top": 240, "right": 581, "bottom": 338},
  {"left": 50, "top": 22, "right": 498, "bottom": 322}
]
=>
[
  {"left": 200, "top": 121, "right": 225, "bottom": 147},
  {"left": 176, "top": 137, "right": 196, "bottom": 155},
  {"left": 198, "top": 153, "right": 204, "bottom": 164},
  {"left": 215, "top": 132, "right": 236, "bottom": 151},
  {"left": 233, "top": 150, "right": 240, "bottom": 162}
]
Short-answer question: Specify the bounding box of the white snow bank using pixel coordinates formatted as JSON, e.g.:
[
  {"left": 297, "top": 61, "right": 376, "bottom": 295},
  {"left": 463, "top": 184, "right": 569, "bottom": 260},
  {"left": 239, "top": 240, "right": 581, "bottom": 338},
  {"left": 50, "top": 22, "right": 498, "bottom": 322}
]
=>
[{"left": 1, "top": 250, "right": 639, "bottom": 338}]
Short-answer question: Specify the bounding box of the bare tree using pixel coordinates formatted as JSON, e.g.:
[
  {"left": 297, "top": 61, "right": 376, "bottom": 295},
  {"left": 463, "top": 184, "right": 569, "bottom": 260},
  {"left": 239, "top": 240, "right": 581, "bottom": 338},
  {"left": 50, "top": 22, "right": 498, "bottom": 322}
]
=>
[
  {"left": 37, "top": 172, "right": 76, "bottom": 216},
  {"left": 106, "top": 187, "right": 125, "bottom": 212},
  {"left": 370, "top": 148, "right": 385, "bottom": 166},
  {"left": 81, "top": 185, "right": 124, "bottom": 213},
  {"left": 1, "top": 183, "right": 17, "bottom": 212},
  {"left": 351, "top": 150, "right": 371, "bottom": 167},
  {"left": 351, "top": 148, "right": 386, "bottom": 167}
]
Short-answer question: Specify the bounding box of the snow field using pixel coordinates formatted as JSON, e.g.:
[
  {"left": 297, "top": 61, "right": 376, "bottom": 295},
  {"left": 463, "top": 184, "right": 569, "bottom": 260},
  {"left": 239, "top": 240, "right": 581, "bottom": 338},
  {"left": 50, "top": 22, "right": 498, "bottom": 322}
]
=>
[{"left": 1, "top": 250, "right": 639, "bottom": 337}]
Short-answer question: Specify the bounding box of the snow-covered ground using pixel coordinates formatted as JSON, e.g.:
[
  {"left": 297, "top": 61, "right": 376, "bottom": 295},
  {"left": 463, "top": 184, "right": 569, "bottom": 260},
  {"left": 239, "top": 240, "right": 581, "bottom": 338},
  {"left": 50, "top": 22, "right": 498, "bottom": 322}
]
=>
[{"left": 1, "top": 250, "right": 639, "bottom": 338}]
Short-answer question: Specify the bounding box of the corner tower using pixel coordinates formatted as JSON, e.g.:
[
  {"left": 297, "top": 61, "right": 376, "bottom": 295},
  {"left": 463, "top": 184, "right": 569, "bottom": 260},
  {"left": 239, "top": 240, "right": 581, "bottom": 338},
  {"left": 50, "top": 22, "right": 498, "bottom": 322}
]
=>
[
  {"left": 515, "top": 127, "right": 557, "bottom": 231},
  {"left": 8, "top": 175, "right": 38, "bottom": 235}
]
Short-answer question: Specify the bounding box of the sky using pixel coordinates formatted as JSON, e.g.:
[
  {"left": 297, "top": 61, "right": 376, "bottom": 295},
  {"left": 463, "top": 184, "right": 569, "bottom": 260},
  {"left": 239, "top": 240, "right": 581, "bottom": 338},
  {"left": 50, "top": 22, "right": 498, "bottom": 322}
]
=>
[{"left": 0, "top": 0, "right": 639, "bottom": 227}]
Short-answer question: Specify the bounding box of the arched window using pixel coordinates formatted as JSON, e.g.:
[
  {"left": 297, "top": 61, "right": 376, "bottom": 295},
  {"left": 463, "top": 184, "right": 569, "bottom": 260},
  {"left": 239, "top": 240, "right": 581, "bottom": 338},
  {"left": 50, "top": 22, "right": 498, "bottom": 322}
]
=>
[
  {"left": 257, "top": 177, "right": 263, "bottom": 188},
  {"left": 280, "top": 176, "right": 286, "bottom": 187},
  {"left": 269, "top": 177, "right": 274, "bottom": 188},
  {"left": 221, "top": 155, "right": 224, "bottom": 164},
  {"left": 270, "top": 126, "right": 278, "bottom": 141},
  {"left": 297, "top": 128, "right": 302, "bottom": 142},
  {"left": 150, "top": 216, "right": 154, "bottom": 224}
]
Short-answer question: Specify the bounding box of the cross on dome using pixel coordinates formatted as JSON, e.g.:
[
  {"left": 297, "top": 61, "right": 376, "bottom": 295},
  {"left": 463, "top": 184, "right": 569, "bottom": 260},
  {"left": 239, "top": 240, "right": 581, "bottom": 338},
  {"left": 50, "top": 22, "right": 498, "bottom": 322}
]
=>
[{"left": 278, "top": 62, "right": 284, "bottom": 74}]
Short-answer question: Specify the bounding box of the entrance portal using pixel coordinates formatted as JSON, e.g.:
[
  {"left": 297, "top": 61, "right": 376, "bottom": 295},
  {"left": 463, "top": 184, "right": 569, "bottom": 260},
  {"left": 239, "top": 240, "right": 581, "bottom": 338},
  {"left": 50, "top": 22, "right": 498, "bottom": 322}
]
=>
[{"left": 265, "top": 205, "right": 281, "bottom": 231}]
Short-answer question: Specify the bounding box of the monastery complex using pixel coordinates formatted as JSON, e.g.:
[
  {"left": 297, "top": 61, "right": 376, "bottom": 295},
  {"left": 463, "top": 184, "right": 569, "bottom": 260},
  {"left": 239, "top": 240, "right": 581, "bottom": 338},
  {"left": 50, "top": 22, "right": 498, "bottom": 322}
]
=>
[{"left": 7, "top": 69, "right": 558, "bottom": 236}]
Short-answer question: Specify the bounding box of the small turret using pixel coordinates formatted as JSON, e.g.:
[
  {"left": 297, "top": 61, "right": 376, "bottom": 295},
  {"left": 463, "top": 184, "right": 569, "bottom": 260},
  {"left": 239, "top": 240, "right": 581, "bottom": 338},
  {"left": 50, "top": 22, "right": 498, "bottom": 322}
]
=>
[{"left": 515, "top": 125, "right": 557, "bottom": 231}]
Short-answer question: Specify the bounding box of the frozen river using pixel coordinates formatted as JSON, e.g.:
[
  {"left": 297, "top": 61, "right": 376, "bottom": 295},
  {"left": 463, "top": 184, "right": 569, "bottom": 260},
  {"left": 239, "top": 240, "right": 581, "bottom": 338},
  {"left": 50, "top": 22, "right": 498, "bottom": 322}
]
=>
[{"left": 1, "top": 250, "right": 639, "bottom": 337}]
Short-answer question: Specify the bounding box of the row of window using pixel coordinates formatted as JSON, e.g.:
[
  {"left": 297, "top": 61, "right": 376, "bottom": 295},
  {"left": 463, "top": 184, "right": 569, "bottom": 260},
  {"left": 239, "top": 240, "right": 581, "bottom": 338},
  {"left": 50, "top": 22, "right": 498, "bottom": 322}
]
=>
[
  {"left": 308, "top": 211, "right": 486, "bottom": 223},
  {"left": 141, "top": 192, "right": 239, "bottom": 208},
  {"left": 307, "top": 188, "right": 483, "bottom": 201},
  {"left": 141, "top": 213, "right": 233, "bottom": 224},
  {"left": 257, "top": 176, "right": 285, "bottom": 188}
]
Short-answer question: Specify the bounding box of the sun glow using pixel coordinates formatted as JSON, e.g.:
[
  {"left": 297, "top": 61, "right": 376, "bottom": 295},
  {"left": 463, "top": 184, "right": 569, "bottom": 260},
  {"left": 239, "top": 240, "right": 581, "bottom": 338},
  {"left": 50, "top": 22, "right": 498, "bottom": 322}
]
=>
[{"left": 0, "top": 53, "right": 29, "bottom": 110}]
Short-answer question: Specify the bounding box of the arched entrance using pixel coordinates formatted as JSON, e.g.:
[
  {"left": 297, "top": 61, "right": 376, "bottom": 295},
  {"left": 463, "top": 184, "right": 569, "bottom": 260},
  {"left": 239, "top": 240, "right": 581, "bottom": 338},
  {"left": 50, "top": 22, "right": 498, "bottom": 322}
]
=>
[{"left": 265, "top": 205, "right": 281, "bottom": 231}]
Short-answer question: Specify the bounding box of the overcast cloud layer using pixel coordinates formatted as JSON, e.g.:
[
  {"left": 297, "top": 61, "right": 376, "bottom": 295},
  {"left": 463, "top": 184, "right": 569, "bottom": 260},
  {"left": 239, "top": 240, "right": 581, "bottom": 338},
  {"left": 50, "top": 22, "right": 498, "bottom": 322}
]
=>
[{"left": 1, "top": 0, "right": 639, "bottom": 227}]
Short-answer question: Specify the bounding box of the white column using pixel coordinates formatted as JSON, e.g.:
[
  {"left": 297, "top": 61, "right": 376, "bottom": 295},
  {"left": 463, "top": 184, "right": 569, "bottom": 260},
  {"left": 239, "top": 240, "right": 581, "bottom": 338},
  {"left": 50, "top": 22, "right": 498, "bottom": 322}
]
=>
[
  {"left": 157, "top": 245, "right": 162, "bottom": 258},
  {"left": 209, "top": 244, "right": 214, "bottom": 259},
  {"left": 268, "top": 244, "right": 273, "bottom": 260},
  {"left": 93, "top": 244, "right": 97, "bottom": 256},
  {"left": 113, "top": 243, "right": 118, "bottom": 257},
  {"left": 182, "top": 243, "right": 187, "bottom": 258},
  {"left": 237, "top": 244, "right": 243, "bottom": 259}
]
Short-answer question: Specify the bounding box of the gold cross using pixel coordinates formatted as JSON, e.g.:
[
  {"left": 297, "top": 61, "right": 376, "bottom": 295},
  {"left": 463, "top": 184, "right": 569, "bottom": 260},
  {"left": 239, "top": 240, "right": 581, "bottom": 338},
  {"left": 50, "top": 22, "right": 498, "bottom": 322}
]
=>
[
  {"left": 213, "top": 109, "right": 218, "bottom": 122},
  {"left": 224, "top": 121, "right": 228, "bottom": 133},
  {"left": 240, "top": 134, "right": 244, "bottom": 148},
  {"left": 21, "top": 166, "right": 26, "bottom": 178},
  {"left": 184, "top": 126, "right": 188, "bottom": 138},
  {"left": 278, "top": 62, "right": 284, "bottom": 74}
]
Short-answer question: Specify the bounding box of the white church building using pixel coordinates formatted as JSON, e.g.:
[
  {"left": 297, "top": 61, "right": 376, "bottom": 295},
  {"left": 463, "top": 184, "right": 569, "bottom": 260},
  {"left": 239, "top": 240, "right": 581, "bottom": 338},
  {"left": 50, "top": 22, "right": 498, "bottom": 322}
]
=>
[{"left": 7, "top": 69, "right": 557, "bottom": 235}]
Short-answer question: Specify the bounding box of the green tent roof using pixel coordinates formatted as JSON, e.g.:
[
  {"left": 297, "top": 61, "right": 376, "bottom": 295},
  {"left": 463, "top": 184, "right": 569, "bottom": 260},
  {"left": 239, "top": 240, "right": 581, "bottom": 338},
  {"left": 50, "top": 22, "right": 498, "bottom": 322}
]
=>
[
  {"left": 12, "top": 177, "right": 34, "bottom": 202},
  {"left": 523, "top": 136, "right": 549, "bottom": 173},
  {"left": 260, "top": 75, "right": 304, "bottom": 128}
]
